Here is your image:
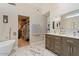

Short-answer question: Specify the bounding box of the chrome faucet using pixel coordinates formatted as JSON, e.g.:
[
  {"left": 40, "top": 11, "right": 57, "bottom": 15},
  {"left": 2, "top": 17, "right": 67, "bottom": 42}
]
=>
[
  {"left": 54, "top": 29, "right": 56, "bottom": 33},
  {"left": 73, "top": 31, "right": 76, "bottom": 36}
]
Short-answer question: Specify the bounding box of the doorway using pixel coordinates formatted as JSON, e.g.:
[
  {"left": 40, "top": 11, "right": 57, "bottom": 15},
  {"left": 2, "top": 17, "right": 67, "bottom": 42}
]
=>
[{"left": 18, "top": 15, "right": 30, "bottom": 47}]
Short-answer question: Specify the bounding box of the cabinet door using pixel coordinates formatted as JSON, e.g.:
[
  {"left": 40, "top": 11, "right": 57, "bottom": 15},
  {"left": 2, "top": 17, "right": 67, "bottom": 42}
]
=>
[
  {"left": 68, "top": 39, "right": 79, "bottom": 56},
  {"left": 72, "top": 46, "right": 79, "bottom": 56},
  {"left": 45, "top": 35, "right": 52, "bottom": 50},
  {"left": 51, "top": 36, "right": 55, "bottom": 52},
  {"left": 63, "top": 42, "right": 71, "bottom": 56},
  {"left": 54, "top": 36, "right": 62, "bottom": 55},
  {"left": 71, "top": 41, "right": 79, "bottom": 56},
  {"left": 62, "top": 37, "right": 71, "bottom": 56}
]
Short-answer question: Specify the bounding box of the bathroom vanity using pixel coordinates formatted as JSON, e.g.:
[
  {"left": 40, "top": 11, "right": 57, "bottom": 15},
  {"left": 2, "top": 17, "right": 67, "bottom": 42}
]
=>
[
  {"left": 45, "top": 9, "right": 79, "bottom": 56},
  {"left": 45, "top": 33, "right": 79, "bottom": 56}
]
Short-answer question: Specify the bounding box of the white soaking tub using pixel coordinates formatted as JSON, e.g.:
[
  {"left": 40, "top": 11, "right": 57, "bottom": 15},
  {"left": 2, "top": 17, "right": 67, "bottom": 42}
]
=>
[{"left": 0, "top": 40, "right": 16, "bottom": 56}]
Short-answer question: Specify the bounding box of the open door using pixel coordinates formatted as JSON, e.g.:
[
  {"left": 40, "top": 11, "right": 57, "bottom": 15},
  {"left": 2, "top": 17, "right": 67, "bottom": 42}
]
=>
[{"left": 18, "top": 15, "right": 30, "bottom": 47}]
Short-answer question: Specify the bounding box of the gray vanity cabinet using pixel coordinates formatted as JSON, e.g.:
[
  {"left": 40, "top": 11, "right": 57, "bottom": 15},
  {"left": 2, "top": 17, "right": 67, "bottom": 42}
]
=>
[
  {"left": 45, "top": 34, "right": 55, "bottom": 51},
  {"left": 72, "top": 45, "right": 79, "bottom": 56},
  {"left": 45, "top": 34, "right": 52, "bottom": 50},
  {"left": 54, "top": 36, "right": 62, "bottom": 55},
  {"left": 61, "top": 37, "right": 79, "bottom": 56},
  {"left": 45, "top": 34, "right": 79, "bottom": 56},
  {"left": 45, "top": 35, "right": 63, "bottom": 55},
  {"left": 70, "top": 39, "right": 79, "bottom": 56},
  {"left": 51, "top": 36, "right": 55, "bottom": 52},
  {"left": 62, "top": 37, "right": 72, "bottom": 56}
]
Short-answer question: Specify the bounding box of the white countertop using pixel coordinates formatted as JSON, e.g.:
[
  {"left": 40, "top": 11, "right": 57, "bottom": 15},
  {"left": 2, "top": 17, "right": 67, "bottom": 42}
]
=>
[{"left": 46, "top": 33, "right": 79, "bottom": 39}]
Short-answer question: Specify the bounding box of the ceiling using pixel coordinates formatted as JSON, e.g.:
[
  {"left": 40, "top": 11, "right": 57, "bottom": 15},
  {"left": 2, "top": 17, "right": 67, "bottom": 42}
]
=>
[{"left": 29, "top": 3, "right": 52, "bottom": 8}]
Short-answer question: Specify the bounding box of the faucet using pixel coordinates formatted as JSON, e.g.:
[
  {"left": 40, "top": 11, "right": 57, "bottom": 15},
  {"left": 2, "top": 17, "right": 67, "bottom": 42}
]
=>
[
  {"left": 73, "top": 31, "right": 76, "bottom": 36},
  {"left": 54, "top": 29, "right": 56, "bottom": 33},
  {"left": 9, "top": 27, "right": 11, "bottom": 40}
]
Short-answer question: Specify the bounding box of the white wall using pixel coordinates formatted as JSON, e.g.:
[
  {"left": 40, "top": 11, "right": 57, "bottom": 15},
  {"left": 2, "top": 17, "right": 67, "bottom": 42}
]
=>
[
  {"left": 52, "top": 3, "right": 79, "bottom": 16},
  {"left": 0, "top": 3, "right": 46, "bottom": 45},
  {"left": 16, "top": 4, "right": 46, "bottom": 43},
  {"left": 0, "top": 4, "right": 17, "bottom": 42}
]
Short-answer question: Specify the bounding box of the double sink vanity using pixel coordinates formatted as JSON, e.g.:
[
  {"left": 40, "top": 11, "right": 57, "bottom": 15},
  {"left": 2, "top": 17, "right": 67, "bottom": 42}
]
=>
[
  {"left": 45, "top": 9, "right": 79, "bottom": 56},
  {"left": 45, "top": 33, "right": 79, "bottom": 56}
]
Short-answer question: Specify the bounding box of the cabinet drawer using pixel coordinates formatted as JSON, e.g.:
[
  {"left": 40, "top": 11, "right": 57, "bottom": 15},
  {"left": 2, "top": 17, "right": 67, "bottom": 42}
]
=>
[
  {"left": 62, "top": 37, "right": 69, "bottom": 45},
  {"left": 72, "top": 39, "right": 79, "bottom": 46},
  {"left": 55, "top": 37, "right": 61, "bottom": 41},
  {"left": 62, "top": 37, "right": 79, "bottom": 44},
  {"left": 66, "top": 38, "right": 79, "bottom": 47},
  {"left": 55, "top": 42, "right": 62, "bottom": 46},
  {"left": 55, "top": 38, "right": 62, "bottom": 46}
]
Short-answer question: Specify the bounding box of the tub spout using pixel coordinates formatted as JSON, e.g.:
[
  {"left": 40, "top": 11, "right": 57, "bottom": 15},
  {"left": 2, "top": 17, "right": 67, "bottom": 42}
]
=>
[{"left": 9, "top": 27, "right": 11, "bottom": 40}]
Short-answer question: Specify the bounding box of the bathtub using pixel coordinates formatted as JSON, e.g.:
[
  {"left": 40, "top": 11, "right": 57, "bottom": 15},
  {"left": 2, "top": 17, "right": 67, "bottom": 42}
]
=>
[{"left": 0, "top": 40, "right": 16, "bottom": 56}]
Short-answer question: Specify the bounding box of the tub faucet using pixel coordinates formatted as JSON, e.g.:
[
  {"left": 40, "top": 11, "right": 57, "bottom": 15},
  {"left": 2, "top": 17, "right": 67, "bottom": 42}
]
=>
[{"left": 9, "top": 27, "right": 11, "bottom": 40}]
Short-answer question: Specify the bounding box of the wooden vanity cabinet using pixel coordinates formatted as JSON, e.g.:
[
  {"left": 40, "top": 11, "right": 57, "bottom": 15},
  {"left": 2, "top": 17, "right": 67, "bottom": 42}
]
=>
[
  {"left": 45, "top": 34, "right": 55, "bottom": 51},
  {"left": 45, "top": 35, "right": 63, "bottom": 55},
  {"left": 69, "top": 39, "right": 79, "bottom": 56},
  {"left": 72, "top": 44, "right": 79, "bottom": 56},
  {"left": 54, "top": 36, "right": 63, "bottom": 55},
  {"left": 62, "top": 37, "right": 72, "bottom": 56},
  {"left": 45, "top": 34, "right": 52, "bottom": 50},
  {"left": 50, "top": 36, "right": 55, "bottom": 52},
  {"left": 62, "top": 37, "right": 79, "bottom": 56},
  {"left": 45, "top": 34, "right": 79, "bottom": 56}
]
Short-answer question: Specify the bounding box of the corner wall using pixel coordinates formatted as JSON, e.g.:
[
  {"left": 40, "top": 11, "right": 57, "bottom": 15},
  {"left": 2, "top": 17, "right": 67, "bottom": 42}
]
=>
[{"left": 0, "top": 4, "right": 17, "bottom": 42}]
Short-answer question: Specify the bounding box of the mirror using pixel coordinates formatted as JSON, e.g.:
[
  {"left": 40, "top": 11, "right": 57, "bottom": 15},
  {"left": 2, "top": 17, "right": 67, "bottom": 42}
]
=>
[
  {"left": 61, "top": 9, "right": 79, "bottom": 29},
  {"left": 60, "top": 9, "right": 79, "bottom": 35}
]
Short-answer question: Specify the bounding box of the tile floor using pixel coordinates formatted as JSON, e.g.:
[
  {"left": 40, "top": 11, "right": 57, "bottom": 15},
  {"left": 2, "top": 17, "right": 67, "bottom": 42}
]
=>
[
  {"left": 18, "top": 38, "right": 29, "bottom": 47},
  {"left": 10, "top": 40, "right": 57, "bottom": 56}
]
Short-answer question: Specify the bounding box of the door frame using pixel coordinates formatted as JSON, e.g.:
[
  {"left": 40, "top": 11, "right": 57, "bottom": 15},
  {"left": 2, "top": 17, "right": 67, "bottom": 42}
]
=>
[{"left": 18, "top": 15, "right": 30, "bottom": 47}]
